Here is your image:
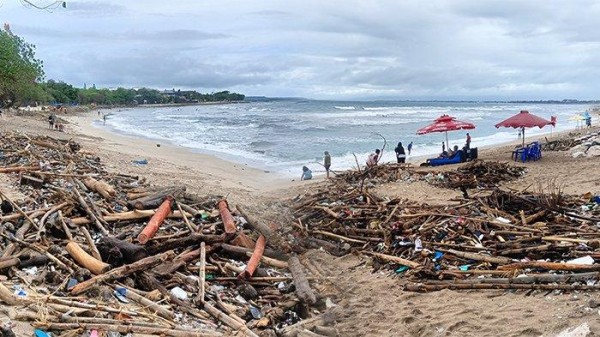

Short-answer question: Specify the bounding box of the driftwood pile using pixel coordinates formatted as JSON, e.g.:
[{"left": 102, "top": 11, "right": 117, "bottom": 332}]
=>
[
  {"left": 0, "top": 132, "right": 329, "bottom": 337},
  {"left": 543, "top": 131, "right": 600, "bottom": 151},
  {"left": 335, "top": 160, "right": 525, "bottom": 190},
  {"left": 293, "top": 166, "right": 600, "bottom": 293}
]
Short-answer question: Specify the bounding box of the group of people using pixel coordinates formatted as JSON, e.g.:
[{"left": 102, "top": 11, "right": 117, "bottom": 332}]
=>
[
  {"left": 301, "top": 133, "right": 474, "bottom": 180},
  {"left": 438, "top": 133, "right": 471, "bottom": 158}
]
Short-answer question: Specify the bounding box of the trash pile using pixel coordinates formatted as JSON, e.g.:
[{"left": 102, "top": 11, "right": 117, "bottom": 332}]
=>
[
  {"left": 293, "top": 169, "right": 600, "bottom": 293},
  {"left": 0, "top": 132, "right": 328, "bottom": 337},
  {"left": 335, "top": 160, "right": 525, "bottom": 190}
]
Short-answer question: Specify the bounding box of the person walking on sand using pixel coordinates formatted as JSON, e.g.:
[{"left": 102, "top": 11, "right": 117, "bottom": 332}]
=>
[
  {"left": 103, "top": 113, "right": 107, "bottom": 125},
  {"left": 394, "top": 142, "right": 406, "bottom": 163},
  {"left": 366, "top": 149, "right": 381, "bottom": 168},
  {"left": 301, "top": 166, "right": 312, "bottom": 181},
  {"left": 407, "top": 142, "right": 413, "bottom": 155},
  {"left": 323, "top": 151, "right": 332, "bottom": 178}
]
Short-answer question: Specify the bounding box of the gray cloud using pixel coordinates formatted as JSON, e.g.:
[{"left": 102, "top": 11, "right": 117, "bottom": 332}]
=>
[{"left": 5, "top": 0, "right": 600, "bottom": 99}]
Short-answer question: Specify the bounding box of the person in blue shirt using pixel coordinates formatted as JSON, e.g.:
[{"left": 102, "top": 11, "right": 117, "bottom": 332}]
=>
[
  {"left": 301, "top": 166, "right": 312, "bottom": 180},
  {"left": 407, "top": 142, "right": 413, "bottom": 155}
]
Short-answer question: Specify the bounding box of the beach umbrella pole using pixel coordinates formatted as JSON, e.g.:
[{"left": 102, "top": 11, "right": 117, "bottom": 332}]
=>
[
  {"left": 522, "top": 128, "right": 525, "bottom": 147},
  {"left": 445, "top": 131, "right": 449, "bottom": 150}
]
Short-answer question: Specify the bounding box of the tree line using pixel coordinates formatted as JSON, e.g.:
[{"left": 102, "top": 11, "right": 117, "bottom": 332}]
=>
[{"left": 0, "top": 28, "right": 244, "bottom": 108}]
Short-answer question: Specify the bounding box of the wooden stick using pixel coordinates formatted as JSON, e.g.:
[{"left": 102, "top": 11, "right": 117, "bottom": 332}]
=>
[
  {"left": 236, "top": 205, "right": 272, "bottom": 239},
  {"left": 288, "top": 255, "right": 317, "bottom": 305},
  {"left": 202, "top": 301, "right": 259, "bottom": 337},
  {"left": 57, "top": 210, "right": 73, "bottom": 240},
  {"left": 0, "top": 165, "right": 38, "bottom": 173},
  {"left": 245, "top": 251, "right": 289, "bottom": 269},
  {"left": 313, "top": 230, "right": 367, "bottom": 244},
  {"left": 0, "top": 233, "right": 72, "bottom": 272},
  {"left": 177, "top": 202, "right": 198, "bottom": 232},
  {"left": 498, "top": 261, "right": 600, "bottom": 272},
  {"left": 36, "top": 202, "right": 69, "bottom": 240},
  {"left": 442, "top": 249, "right": 513, "bottom": 265},
  {"left": 80, "top": 226, "right": 102, "bottom": 261},
  {"left": 32, "top": 323, "right": 222, "bottom": 337},
  {"left": 404, "top": 282, "right": 600, "bottom": 292},
  {"left": 365, "top": 251, "right": 421, "bottom": 268},
  {"left": 70, "top": 209, "right": 192, "bottom": 225},
  {"left": 199, "top": 241, "right": 206, "bottom": 303},
  {"left": 65, "top": 241, "right": 111, "bottom": 275},
  {"left": 0, "top": 189, "right": 39, "bottom": 230},
  {"left": 71, "top": 185, "right": 109, "bottom": 235},
  {"left": 70, "top": 250, "right": 175, "bottom": 295},
  {"left": 115, "top": 285, "right": 174, "bottom": 320},
  {"left": 83, "top": 176, "right": 116, "bottom": 200}
]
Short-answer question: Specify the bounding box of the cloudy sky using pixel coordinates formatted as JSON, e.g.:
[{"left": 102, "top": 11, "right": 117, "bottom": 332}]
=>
[{"left": 2, "top": 0, "right": 600, "bottom": 100}]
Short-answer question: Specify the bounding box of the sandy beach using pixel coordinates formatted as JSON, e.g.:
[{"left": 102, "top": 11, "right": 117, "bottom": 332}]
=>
[{"left": 1, "top": 108, "right": 600, "bottom": 337}]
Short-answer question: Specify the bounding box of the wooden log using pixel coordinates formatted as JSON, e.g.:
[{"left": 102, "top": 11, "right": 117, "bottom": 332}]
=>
[
  {"left": 65, "top": 241, "right": 110, "bottom": 275},
  {"left": 0, "top": 257, "right": 20, "bottom": 270},
  {"left": 221, "top": 243, "right": 288, "bottom": 261},
  {"left": 115, "top": 285, "right": 174, "bottom": 320},
  {"left": 176, "top": 202, "right": 198, "bottom": 232},
  {"left": 138, "top": 196, "right": 174, "bottom": 244},
  {"left": 154, "top": 247, "right": 213, "bottom": 276},
  {"left": 0, "top": 165, "right": 38, "bottom": 173},
  {"left": 245, "top": 251, "right": 289, "bottom": 269},
  {"left": 498, "top": 261, "right": 600, "bottom": 272},
  {"left": 70, "top": 209, "right": 191, "bottom": 225},
  {"left": 19, "top": 174, "right": 43, "bottom": 188},
  {"left": 97, "top": 236, "right": 148, "bottom": 264},
  {"left": 0, "top": 190, "right": 39, "bottom": 230},
  {"left": 442, "top": 249, "right": 513, "bottom": 265},
  {"left": 231, "top": 232, "right": 256, "bottom": 249},
  {"left": 239, "top": 235, "right": 265, "bottom": 279},
  {"left": 80, "top": 226, "right": 102, "bottom": 261},
  {"left": 432, "top": 272, "right": 600, "bottom": 284},
  {"left": 36, "top": 202, "right": 69, "bottom": 241},
  {"left": 218, "top": 199, "right": 237, "bottom": 238},
  {"left": 236, "top": 205, "right": 272, "bottom": 239},
  {"left": 71, "top": 185, "right": 109, "bottom": 235},
  {"left": 145, "top": 233, "right": 223, "bottom": 255},
  {"left": 83, "top": 176, "right": 116, "bottom": 200},
  {"left": 0, "top": 282, "right": 21, "bottom": 305},
  {"left": 404, "top": 282, "right": 600, "bottom": 292},
  {"left": 365, "top": 252, "right": 421, "bottom": 268},
  {"left": 288, "top": 255, "right": 317, "bottom": 305},
  {"left": 129, "top": 186, "right": 185, "bottom": 210},
  {"left": 32, "top": 323, "right": 222, "bottom": 337},
  {"left": 70, "top": 250, "right": 175, "bottom": 295},
  {"left": 199, "top": 242, "right": 206, "bottom": 303},
  {"left": 202, "top": 301, "right": 259, "bottom": 337}
]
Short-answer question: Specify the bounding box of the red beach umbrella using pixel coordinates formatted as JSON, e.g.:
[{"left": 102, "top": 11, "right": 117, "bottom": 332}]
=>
[
  {"left": 416, "top": 114, "right": 476, "bottom": 148},
  {"left": 495, "top": 110, "right": 555, "bottom": 147}
]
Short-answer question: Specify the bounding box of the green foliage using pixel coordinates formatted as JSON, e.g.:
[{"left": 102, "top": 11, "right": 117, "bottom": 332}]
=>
[
  {"left": 0, "top": 29, "right": 45, "bottom": 108},
  {"left": 0, "top": 29, "right": 245, "bottom": 107}
]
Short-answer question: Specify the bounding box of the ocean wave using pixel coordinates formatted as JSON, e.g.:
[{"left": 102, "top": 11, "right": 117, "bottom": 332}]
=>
[{"left": 334, "top": 106, "right": 357, "bottom": 110}]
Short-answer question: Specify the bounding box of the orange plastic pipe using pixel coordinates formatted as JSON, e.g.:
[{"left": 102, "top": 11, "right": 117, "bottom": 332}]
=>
[
  {"left": 137, "top": 196, "right": 174, "bottom": 244},
  {"left": 218, "top": 200, "right": 237, "bottom": 236},
  {"left": 239, "top": 234, "right": 265, "bottom": 279}
]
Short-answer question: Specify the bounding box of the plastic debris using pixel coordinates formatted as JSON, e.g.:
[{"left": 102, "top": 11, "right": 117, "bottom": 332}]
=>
[{"left": 169, "top": 287, "right": 188, "bottom": 300}]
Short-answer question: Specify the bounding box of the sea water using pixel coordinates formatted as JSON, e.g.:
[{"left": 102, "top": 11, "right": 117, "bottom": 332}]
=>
[{"left": 97, "top": 100, "right": 591, "bottom": 177}]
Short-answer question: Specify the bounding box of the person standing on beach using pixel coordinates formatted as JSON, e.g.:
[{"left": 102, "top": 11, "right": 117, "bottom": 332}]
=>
[
  {"left": 103, "top": 113, "right": 107, "bottom": 125},
  {"left": 442, "top": 142, "right": 446, "bottom": 153},
  {"left": 323, "top": 151, "right": 331, "bottom": 178},
  {"left": 407, "top": 142, "right": 413, "bottom": 155},
  {"left": 394, "top": 142, "right": 406, "bottom": 163},
  {"left": 366, "top": 149, "right": 381, "bottom": 167},
  {"left": 48, "top": 113, "right": 55, "bottom": 129},
  {"left": 465, "top": 133, "right": 471, "bottom": 150}
]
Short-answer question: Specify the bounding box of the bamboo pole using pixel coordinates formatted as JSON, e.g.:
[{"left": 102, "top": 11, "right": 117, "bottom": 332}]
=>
[{"left": 199, "top": 241, "right": 206, "bottom": 303}]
